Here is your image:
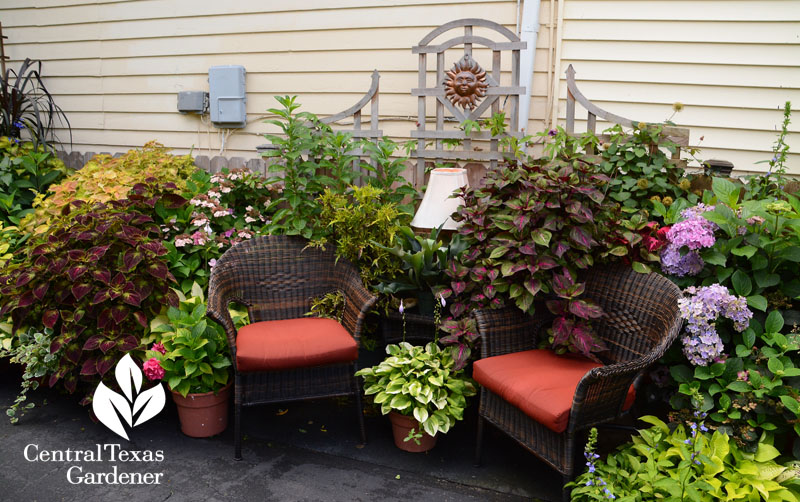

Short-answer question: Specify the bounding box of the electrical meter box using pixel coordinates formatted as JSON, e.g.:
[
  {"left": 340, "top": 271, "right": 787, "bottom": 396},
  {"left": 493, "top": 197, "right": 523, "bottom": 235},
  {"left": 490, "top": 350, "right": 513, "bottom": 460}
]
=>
[
  {"left": 177, "top": 91, "right": 207, "bottom": 113},
  {"left": 209, "top": 65, "right": 246, "bottom": 128}
]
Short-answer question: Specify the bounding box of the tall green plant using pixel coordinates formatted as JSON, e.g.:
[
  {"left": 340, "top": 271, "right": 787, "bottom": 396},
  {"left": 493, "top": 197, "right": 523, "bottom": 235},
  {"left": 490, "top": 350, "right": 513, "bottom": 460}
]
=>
[{"left": 262, "top": 96, "right": 360, "bottom": 240}]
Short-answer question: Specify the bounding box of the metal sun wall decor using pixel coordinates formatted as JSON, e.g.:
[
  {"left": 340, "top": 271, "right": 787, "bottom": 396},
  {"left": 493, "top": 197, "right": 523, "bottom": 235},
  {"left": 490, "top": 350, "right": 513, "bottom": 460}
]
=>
[
  {"left": 444, "top": 55, "right": 488, "bottom": 111},
  {"left": 411, "top": 19, "right": 527, "bottom": 187}
]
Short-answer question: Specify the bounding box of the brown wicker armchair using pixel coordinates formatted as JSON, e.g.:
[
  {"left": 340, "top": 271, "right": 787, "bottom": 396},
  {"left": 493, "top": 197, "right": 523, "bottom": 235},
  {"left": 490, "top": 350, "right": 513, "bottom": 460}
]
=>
[
  {"left": 206, "top": 235, "right": 377, "bottom": 460},
  {"left": 472, "top": 264, "right": 682, "bottom": 488}
]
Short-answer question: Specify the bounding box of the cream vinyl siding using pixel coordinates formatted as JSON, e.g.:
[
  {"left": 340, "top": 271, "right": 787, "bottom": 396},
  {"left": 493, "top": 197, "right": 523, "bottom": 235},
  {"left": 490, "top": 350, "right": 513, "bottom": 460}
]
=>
[
  {"left": 1, "top": 0, "right": 797, "bottom": 174},
  {"left": 0, "top": 0, "right": 524, "bottom": 158},
  {"left": 543, "top": 0, "right": 800, "bottom": 174}
]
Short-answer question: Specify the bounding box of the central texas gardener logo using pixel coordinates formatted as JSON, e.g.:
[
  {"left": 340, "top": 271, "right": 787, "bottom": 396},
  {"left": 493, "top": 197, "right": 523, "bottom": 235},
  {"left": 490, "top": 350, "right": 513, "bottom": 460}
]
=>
[{"left": 92, "top": 354, "right": 166, "bottom": 440}]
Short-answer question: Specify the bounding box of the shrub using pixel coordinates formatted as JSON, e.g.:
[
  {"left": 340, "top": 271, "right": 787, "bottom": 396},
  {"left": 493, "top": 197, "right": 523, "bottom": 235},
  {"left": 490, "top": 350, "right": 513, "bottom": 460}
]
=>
[{"left": 0, "top": 189, "right": 180, "bottom": 402}]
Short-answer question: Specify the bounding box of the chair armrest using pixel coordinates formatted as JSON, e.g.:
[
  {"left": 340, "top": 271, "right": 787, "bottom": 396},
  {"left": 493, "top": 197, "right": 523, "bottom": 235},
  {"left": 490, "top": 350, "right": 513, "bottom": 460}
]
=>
[
  {"left": 332, "top": 261, "right": 378, "bottom": 345},
  {"left": 206, "top": 262, "right": 247, "bottom": 367},
  {"left": 473, "top": 306, "right": 553, "bottom": 359}
]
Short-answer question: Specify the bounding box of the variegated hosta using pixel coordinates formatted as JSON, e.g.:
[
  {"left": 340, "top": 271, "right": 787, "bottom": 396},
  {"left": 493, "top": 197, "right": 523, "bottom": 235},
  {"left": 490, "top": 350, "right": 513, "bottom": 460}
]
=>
[
  {"left": 0, "top": 195, "right": 180, "bottom": 403},
  {"left": 441, "top": 158, "right": 645, "bottom": 361},
  {"left": 355, "top": 342, "right": 476, "bottom": 437}
]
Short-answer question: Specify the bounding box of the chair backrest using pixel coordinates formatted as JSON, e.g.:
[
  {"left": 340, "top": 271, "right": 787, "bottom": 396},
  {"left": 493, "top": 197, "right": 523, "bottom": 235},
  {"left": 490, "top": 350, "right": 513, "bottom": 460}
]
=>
[
  {"left": 211, "top": 235, "right": 344, "bottom": 323},
  {"left": 582, "top": 264, "right": 682, "bottom": 365}
]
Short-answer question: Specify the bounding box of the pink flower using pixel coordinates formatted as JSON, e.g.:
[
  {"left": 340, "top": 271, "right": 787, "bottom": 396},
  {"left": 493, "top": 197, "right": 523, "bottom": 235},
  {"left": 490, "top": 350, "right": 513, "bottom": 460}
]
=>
[
  {"left": 143, "top": 358, "right": 165, "bottom": 381},
  {"left": 151, "top": 342, "right": 167, "bottom": 355}
]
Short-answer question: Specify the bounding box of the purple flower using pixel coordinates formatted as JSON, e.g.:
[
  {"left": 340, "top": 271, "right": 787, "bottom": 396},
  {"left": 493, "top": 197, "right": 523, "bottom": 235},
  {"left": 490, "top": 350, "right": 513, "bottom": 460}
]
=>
[
  {"left": 678, "top": 284, "right": 752, "bottom": 366},
  {"left": 660, "top": 245, "right": 705, "bottom": 277},
  {"left": 548, "top": 129, "right": 557, "bottom": 137},
  {"left": 399, "top": 300, "right": 404, "bottom": 314}
]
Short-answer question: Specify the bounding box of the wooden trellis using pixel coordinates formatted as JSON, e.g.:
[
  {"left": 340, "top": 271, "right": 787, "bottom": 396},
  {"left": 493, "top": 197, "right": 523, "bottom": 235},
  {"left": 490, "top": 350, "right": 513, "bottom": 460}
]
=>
[
  {"left": 565, "top": 64, "right": 690, "bottom": 163},
  {"left": 411, "top": 18, "right": 527, "bottom": 186}
]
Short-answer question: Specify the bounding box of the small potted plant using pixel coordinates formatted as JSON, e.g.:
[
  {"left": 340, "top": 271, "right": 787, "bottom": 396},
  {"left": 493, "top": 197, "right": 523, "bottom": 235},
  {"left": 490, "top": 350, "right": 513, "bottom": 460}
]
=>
[
  {"left": 142, "top": 284, "right": 242, "bottom": 437},
  {"left": 355, "top": 341, "right": 476, "bottom": 452}
]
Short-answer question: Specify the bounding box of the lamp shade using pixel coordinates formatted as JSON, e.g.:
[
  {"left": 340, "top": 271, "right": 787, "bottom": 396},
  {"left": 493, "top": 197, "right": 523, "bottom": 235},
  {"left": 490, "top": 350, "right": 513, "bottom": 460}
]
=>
[{"left": 410, "top": 168, "right": 469, "bottom": 230}]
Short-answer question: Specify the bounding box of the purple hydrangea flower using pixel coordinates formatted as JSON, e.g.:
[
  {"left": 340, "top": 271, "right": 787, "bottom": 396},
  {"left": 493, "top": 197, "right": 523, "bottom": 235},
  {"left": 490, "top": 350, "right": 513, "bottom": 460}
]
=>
[
  {"left": 678, "top": 284, "right": 752, "bottom": 366},
  {"left": 660, "top": 204, "right": 719, "bottom": 277}
]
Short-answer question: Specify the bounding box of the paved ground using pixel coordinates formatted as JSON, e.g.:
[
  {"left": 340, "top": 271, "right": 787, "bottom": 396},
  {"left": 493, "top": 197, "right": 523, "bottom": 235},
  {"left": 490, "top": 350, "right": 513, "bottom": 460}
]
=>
[{"left": 0, "top": 363, "right": 567, "bottom": 502}]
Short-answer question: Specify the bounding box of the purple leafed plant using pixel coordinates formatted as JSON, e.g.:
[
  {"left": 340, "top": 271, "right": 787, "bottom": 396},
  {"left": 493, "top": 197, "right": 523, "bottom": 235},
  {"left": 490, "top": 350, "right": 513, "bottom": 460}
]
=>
[{"left": 0, "top": 181, "right": 182, "bottom": 403}]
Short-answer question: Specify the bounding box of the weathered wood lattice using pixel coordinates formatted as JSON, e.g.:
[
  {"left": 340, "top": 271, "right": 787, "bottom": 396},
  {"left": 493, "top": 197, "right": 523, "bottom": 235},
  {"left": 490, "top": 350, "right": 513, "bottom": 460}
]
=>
[
  {"left": 565, "top": 64, "right": 690, "bottom": 165},
  {"left": 411, "top": 18, "right": 527, "bottom": 186}
]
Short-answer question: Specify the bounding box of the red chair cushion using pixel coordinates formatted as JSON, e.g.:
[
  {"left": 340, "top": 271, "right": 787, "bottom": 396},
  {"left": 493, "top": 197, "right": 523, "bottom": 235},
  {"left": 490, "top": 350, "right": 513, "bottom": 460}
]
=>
[
  {"left": 236, "top": 318, "right": 358, "bottom": 372},
  {"left": 473, "top": 349, "right": 635, "bottom": 434}
]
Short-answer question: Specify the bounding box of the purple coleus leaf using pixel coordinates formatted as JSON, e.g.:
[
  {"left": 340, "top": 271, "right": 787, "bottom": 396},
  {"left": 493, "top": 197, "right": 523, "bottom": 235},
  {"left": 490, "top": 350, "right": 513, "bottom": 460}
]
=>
[
  {"left": 88, "top": 244, "right": 111, "bottom": 261},
  {"left": 67, "top": 265, "right": 89, "bottom": 281},
  {"left": 122, "top": 250, "right": 144, "bottom": 272},
  {"left": 83, "top": 335, "right": 103, "bottom": 351},
  {"left": 537, "top": 256, "right": 558, "bottom": 270},
  {"left": 570, "top": 226, "right": 598, "bottom": 249},
  {"left": 553, "top": 241, "right": 570, "bottom": 258},
  {"left": 111, "top": 306, "right": 129, "bottom": 325},
  {"left": 451, "top": 281, "right": 466, "bottom": 295},
  {"left": 65, "top": 344, "right": 81, "bottom": 365},
  {"left": 99, "top": 340, "right": 117, "bottom": 354},
  {"left": 119, "top": 335, "right": 140, "bottom": 352},
  {"left": 450, "top": 302, "right": 467, "bottom": 318},
  {"left": 67, "top": 249, "right": 87, "bottom": 262},
  {"left": 92, "top": 289, "right": 111, "bottom": 305},
  {"left": 133, "top": 311, "right": 148, "bottom": 328},
  {"left": 48, "top": 257, "right": 68, "bottom": 275},
  {"left": 71, "top": 284, "right": 92, "bottom": 301},
  {"left": 92, "top": 268, "right": 112, "bottom": 284},
  {"left": 146, "top": 262, "right": 168, "bottom": 280},
  {"left": 17, "top": 292, "right": 36, "bottom": 308},
  {"left": 552, "top": 316, "right": 573, "bottom": 346},
  {"left": 519, "top": 243, "right": 536, "bottom": 255},
  {"left": 523, "top": 277, "right": 541, "bottom": 296},
  {"left": 33, "top": 282, "right": 50, "bottom": 300},
  {"left": 486, "top": 269, "right": 499, "bottom": 282},
  {"left": 568, "top": 299, "right": 604, "bottom": 320},
  {"left": 546, "top": 299, "right": 567, "bottom": 315},
  {"left": 15, "top": 272, "right": 35, "bottom": 287},
  {"left": 97, "top": 355, "right": 116, "bottom": 377},
  {"left": 80, "top": 358, "right": 98, "bottom": 376},
  {"left": 97, "top": 308, "right": 113, "bottom": 329},
  {"left": 42, "top": 309, "right": 60, "bottom": 329}
]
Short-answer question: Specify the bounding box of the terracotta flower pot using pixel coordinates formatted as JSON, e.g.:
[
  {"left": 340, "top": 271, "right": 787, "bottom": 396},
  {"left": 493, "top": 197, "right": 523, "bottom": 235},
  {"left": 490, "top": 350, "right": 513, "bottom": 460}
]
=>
[
  {"left": 171, "top": 382, "right": 231, "bottom": 438},
  {"left": 388, "top": 411, "right": 437, "bottom": 452}
]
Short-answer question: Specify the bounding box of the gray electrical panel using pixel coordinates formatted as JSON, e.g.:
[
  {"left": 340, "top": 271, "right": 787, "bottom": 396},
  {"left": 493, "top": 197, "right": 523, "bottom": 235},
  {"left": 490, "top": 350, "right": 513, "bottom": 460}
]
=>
[
  {"left": 209, "top": 65, "right": 246, "bottom": 128},
  {"left": 177, "top": 91, "right": 208, "bottom": 113}
]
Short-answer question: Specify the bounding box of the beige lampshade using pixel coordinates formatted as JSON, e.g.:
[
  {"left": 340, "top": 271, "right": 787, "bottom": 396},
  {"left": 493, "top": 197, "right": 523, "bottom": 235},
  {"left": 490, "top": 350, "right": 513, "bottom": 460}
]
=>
[{"left": 410, "top": 168, "right": 469, "bottom": 230}]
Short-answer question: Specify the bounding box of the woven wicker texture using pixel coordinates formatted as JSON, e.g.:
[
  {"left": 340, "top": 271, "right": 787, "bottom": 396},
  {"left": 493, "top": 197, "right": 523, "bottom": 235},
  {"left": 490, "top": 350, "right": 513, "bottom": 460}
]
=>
[
  {"left": 473, "top": 263, "right": 682, "bottom": 486},
  {"left": 206, "top": 235, "right": 377, "bottom": 459}
]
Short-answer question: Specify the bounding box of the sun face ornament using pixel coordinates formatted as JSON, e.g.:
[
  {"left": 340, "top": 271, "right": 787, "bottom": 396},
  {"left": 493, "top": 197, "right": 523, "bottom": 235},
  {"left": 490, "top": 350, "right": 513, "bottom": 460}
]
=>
[{"left": 444, "top": 55, "right": 488, "bottom": 110}]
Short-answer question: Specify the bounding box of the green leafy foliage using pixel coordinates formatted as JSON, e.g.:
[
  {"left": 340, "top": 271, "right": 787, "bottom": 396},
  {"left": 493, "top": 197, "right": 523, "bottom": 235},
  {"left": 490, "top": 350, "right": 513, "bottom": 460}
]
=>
[
  {"left": 355, "top": 341, "right": 476, "bottom": 437},
  {"left": 0, "top": 327, "right": 60, "bottom": 423},
  {"left": 0, "top": 186, "right": 180, "bottom": 402},
  {"left": 599, "top": 123, "right": 691, "bottom": 216},
  {"left": 261, "top": 96, "right": 360, "bottom": 240},
  {"left": 306, "top": 290, "right": 346, "bottom": 322},
  {"left": 312, "top": 184, "right": 411, "bottom": 286},
  {"left": 671, "top": 311, "right": 800, "bottom": 452},
  {"left": 144, "top": 287, "right": 236, "bottom": 397},
  {"left": 748, "top": 102, "right": 793, "bottom": 200},
  {"left": 569, "top": 418, "right": 800, "bottom": 502},
  {"left": 374, "top": 225, "right": 468, "bottom": 296},
  {"left": 0, "top": 137, "right": 71, "bottom": 225}
]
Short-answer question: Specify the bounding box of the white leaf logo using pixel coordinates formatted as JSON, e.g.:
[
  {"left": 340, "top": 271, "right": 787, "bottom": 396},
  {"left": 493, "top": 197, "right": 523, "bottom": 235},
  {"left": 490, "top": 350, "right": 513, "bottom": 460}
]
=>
[{"left": 92, "top": 354, "right": 166, "bottom": 440}]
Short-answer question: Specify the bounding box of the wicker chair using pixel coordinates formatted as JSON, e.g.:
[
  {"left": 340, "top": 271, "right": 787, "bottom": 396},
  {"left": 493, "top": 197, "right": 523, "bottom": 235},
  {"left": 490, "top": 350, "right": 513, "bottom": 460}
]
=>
[
  {"left": 472, "top": 264, "right": 682, "bottom": 490},
  {"left": 206, "top": 235, "right": 377, "bottom": 460}
]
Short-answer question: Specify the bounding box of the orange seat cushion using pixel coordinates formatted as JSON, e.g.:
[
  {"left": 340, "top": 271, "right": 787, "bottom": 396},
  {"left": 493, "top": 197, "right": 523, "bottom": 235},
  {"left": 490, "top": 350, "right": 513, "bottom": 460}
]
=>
[
  {"left": 473, "top": 349, "right": 635, "bottom": 434},
  {"left": 236, "top": 318, "right": 358, "bottom": 372}
]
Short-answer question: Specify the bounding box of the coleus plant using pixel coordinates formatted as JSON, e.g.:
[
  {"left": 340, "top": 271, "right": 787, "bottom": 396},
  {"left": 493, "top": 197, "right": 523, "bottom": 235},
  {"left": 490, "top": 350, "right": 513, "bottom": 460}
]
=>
[
  {"left": 0, "top": 181, "right": 182, "bottom": 402},
  {"left": 439, "top": 139, "right": 653, "bottom": 365}
]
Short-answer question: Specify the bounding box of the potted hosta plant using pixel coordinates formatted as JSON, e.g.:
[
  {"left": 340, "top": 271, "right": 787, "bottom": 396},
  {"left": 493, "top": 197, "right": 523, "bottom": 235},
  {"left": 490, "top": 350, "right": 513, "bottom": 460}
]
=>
[
  {"left": 142, "top": 284, "right": 244, "bottom": 437},
  {"left": 355, "top": 341, "right": 476, "bottom": 452}
]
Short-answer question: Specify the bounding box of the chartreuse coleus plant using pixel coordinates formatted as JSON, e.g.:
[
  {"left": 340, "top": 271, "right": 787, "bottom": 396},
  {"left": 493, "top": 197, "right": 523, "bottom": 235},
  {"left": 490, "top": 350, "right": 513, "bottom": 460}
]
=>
[
  {"left": 568, "top": 416, "right": 800, "bottom": 502},
  {"left": 142, "top": 283, "right": 245, "bottom": 397},
  {"left": 0, "top": 187, "right": 181, "bottom": 403},
  {"left": 21, "top": 141, "right": 195, "bottom": 235},
  {"left": 355, "top": 342, "right": 477, "bottom": 438},
  {"left": 439, "top": 130, "right": 655, "bottom": 365}
]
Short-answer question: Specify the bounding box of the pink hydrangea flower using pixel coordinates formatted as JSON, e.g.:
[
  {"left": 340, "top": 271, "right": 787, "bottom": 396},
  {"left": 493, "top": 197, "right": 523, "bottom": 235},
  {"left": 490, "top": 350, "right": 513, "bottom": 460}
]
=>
[
  {"left": 143, "top": 358, "right": 165, "bottom": 380},
  {"left": 151, "top": 342, "right": 167, "bottom": 355}
]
